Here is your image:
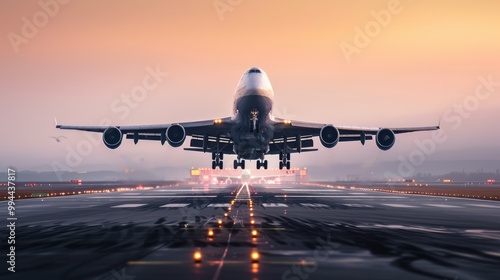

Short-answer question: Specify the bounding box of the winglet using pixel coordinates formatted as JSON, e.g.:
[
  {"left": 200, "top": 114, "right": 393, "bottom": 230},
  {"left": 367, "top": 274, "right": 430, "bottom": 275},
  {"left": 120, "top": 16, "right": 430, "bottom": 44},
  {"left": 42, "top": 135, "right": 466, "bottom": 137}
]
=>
[{"left": 54, "top": 118, "right": 60, "bottom": 128}]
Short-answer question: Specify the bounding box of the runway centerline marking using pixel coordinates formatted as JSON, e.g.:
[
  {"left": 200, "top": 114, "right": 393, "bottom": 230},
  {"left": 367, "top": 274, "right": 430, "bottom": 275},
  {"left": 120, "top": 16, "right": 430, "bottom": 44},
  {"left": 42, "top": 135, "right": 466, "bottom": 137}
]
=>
[
  {"left": 424, "top": 204, "right": 462, "bottom": 208},
  {"left": 160, "top": 203, "right": 190, "bottom": 208},
  {"left": 212, "top": 210, "right": 239, "bottom": 280},
  {"left": 111, "top": 204, "right": 146, "bottom": 208},
  {"left": 381, "top": 204, "right": 418, "bottom": 208}
]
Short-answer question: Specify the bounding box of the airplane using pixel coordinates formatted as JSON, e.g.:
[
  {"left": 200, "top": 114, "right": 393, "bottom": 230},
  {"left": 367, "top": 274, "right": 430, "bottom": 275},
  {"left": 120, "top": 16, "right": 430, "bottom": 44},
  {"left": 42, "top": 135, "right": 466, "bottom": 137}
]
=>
[{"left": 56, "top": 67, "right": 439, "bottom": 170}]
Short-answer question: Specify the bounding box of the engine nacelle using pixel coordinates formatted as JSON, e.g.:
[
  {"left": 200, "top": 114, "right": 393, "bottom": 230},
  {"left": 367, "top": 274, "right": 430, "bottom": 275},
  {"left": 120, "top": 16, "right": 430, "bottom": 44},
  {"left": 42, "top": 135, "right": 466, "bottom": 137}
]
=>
[
  {"left": 376, "top": 128, "right": 396, "bottom": 151},
  {"left": 103, "top": 126, "right": 123, "bottom": 149},
  {"left": 320, "top": 125, "right": 340, "bottom": 148},
  {"left": 166, "top": 124, "right": 186, "bottom": 147}
]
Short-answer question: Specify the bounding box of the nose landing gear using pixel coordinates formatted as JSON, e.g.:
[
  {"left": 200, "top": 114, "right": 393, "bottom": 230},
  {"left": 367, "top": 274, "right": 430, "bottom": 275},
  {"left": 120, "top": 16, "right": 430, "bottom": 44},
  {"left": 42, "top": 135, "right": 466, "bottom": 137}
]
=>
[{"left": 212, "top": 152, "right": 223, "bottom": 169}]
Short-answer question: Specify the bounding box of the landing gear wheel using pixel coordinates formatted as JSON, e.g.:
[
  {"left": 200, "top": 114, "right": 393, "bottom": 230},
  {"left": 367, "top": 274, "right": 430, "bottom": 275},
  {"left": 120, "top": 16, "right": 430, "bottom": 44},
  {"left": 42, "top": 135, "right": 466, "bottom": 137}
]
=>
[
  {"left": 233, "top": 160, "right": 238, "bottom": 169},
  {"left": 219, "top": 161, "right": 223, "bottom": 169},
  {"left": 279, "top": 153, "right": 283, "bottom": 161},
  {"left": 286, "top": 161, "right": 291, "bottom": 170},
  {"left": 256, "top": 160, "right": 261, "bottom": 170},
  {"left": 286, "top": 153, "right": 291, "bottom": 160},
  {"left": 241, "top": 160, "right": 245, "bottom": 169},
  {"left": 219, "top": 153, "right": 223, "bottom": 160},
  {"left": 212, "top": 161, "right": 216, "bottom": 169},
  {"left": 212, "top": 153, "right": 216, "bottom": 160},
  {"left": 263, "top": 160, "right": 268, "bottom": 169},
  {"left": 279, "top": 161, "right": 284, "bottom": 170}
]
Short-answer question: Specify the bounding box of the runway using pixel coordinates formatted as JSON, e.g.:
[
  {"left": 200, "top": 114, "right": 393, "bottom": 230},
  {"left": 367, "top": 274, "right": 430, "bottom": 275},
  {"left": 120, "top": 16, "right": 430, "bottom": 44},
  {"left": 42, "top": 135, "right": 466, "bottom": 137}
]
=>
[{"left": 1, "top": 182, "right": 500, "bottom": 280}]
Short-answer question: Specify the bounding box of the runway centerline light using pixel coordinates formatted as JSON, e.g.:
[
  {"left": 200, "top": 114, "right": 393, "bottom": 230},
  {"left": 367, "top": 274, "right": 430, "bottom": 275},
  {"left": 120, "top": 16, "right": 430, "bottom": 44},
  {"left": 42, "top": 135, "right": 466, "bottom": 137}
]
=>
[
  {"left": 194, "top": 251, "right": 202, "bottom": 263},
  {"left": 251, "top": 230, "right": 258, "bottom": 237},
  {"left": 218, "top": 219, "right": 223, "bottom": 225},
  {"left": 251, "top": 251, "right": 260, "bottom": 263},
  {"left": 208, "top": 229, "right": 214, "bottom": 237},
  {"left": 250, "top": 220, "right": 255, "bottom": 225}
]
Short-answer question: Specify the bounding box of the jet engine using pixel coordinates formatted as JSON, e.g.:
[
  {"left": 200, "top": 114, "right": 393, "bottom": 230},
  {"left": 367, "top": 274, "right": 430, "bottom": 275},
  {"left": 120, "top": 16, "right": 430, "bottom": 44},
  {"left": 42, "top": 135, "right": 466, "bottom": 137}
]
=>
[
  {"left": 103, "top": 126, "right": 123, "bottom": 149},
  {"left": 376, "top": 128, "right": 395, "bottom": 151},
  {"left": 320, "top": 125, "right": 340, "bottom": 148},
  {"left": 166, "top": 124, "right": 186, "bottom": 147}
]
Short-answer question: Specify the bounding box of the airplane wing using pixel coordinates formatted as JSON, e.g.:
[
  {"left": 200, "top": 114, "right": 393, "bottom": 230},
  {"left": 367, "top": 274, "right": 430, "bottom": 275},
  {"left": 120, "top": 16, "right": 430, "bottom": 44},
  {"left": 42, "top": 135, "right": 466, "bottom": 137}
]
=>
[
  {"left": 270, "top": 117, "right": 439, "bottom": 154},
  {"left": 56, "top": 117, "right": 236, "bottom": 153}
]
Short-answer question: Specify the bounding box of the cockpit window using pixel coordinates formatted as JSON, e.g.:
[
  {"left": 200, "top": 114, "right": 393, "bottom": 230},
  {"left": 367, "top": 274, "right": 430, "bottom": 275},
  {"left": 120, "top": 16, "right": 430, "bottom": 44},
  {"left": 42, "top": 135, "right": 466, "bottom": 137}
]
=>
[{"left": 248, "top": 68, "right": 261, "bottom": 74}]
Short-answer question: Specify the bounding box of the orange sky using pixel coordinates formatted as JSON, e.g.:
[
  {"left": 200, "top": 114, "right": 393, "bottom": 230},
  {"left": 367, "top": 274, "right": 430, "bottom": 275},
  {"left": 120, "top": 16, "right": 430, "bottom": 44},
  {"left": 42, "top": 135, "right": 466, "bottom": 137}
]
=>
[{"left": 1, "top": 0, "right": 499, "bottom": 174}]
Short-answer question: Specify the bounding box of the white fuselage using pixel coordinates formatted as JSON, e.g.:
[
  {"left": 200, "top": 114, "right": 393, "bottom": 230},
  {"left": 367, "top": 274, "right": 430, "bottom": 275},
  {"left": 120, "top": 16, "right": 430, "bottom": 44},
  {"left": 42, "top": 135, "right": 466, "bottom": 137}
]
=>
[
  {"left": 233, "top": 67, "right": 275, "bottom": 115},
  {"left": 230, "top": 67, "right": 276, "bottom": 160}
]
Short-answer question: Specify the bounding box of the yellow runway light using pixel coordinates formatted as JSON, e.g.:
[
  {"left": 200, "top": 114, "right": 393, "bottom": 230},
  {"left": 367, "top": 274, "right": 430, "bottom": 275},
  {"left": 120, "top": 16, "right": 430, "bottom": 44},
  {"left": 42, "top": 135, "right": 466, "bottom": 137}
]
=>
[
  {"left": 194, "top": 251, "right": 202, "bottom": 263},
  {"left": 251, "top": 251, "right": 260, "bottom": 263}
]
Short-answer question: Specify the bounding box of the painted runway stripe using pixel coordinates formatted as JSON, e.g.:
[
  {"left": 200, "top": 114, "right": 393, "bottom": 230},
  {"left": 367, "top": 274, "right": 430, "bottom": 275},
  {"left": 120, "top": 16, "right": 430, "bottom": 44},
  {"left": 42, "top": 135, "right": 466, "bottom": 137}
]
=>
[
  {"left": 111, "top": 204, "right": 146, "bottom": 208},
  {"left": 160, "top": 203, "right": 190, "bottom": 208},
  {"left": 154, "top": 189, "right": 213, "bottom": 192},
  {"left": 275, "top": 195, "right": 407, "bottom": 199},
  {"left": 90, "top": 196, "right": 217, "bottom": 199},
  {"left": 343, "top": 204, "right": 373, "bottom": 208},
  {"left": 300, "top": 203, "right": 329, "bottom": 207},
  {"left": 281, "top": 189, "right": 342, "bottom": 192},
  {"left": 466, "top": 204, "right": 500, "bottom": 209},
  {"left": 424, "top": 204, "right": 462, "bottom": 208},
  {"left": 262, "top": 203, "right": 288, "bottom": 207},
  {"left": 381, "top": 204, "right": 418, "bottom": 208},
  {"left": 120, "top": 193, "right": 143, "bottom": 195},
  {"left": 207, "top": 203, "right": 231, "bottom": 207}
]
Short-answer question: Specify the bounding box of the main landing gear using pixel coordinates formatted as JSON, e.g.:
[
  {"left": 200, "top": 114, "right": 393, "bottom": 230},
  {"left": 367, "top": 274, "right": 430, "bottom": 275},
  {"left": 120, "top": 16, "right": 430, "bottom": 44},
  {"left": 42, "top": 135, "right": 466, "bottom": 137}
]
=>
[
  {"left": 233, "top": 158, "right": 246, "bottom": 169},
  {"left": 256, "top": 159, "right": 268, "bottom": 170},
  {"left": 212, "top": 152, "right": 223, "bottom": 169},
  {"left": 279, "top": 153, "right": 291, "bottom": 170}
]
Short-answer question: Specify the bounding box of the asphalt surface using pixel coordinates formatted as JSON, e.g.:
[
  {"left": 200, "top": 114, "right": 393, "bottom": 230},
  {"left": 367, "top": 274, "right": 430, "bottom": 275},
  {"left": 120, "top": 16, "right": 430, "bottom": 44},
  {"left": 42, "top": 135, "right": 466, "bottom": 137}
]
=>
[{"left": 1, "top": 182, "right": 500, "bottom": 280}]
